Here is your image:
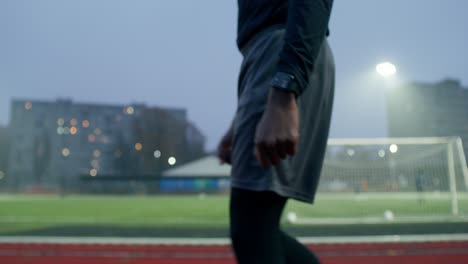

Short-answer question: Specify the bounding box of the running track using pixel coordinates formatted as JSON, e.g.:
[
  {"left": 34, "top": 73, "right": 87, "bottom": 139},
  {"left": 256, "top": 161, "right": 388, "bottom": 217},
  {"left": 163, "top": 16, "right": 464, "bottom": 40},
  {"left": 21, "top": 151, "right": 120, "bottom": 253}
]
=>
[{"left": 1, "top": 237, "right": 467, "bottom": 264}]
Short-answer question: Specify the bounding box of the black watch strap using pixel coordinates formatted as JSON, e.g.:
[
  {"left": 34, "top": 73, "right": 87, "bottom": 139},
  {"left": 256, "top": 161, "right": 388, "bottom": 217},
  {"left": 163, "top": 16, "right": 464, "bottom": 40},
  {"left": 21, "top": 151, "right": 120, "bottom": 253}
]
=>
[{"left": 270, "top": 72, "right": 298, "bottom": 95}]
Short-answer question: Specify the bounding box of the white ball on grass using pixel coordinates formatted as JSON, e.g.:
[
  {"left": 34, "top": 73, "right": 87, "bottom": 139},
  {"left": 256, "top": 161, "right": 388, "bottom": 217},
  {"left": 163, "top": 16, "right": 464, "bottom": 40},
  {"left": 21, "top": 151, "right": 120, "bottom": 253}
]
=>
[
  {"left": 384, "top": 210, "right": 395, "bottom": 221},
  {"left": 287, "top": 212, "right": 298, "bottom": 223}
]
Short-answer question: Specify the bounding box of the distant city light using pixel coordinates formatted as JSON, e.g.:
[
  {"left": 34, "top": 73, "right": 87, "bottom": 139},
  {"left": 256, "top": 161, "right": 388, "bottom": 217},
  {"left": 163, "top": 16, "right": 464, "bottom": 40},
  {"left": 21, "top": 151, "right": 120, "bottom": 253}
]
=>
[
  {"left": 378, "top": 150, "right": 386, "bottom": 158},
  {"left": 57, "top": 127, "right": 65, "bottom": 135},
  {"left": 154, "top": 150, "right": 161, "bottom": 158},
  {"left": 57, "top": 118, "right": 65, "bottom": 126},
  {"left": 88, "top": 134, "right": 96, "bottom": 143},
  {"left": 62, "top": 148, "right": 70, "bottom": 157},
  {"left": 0, "top": 171, "right": 5, "bottom": 180},
  {"left": 70, "top": 126, "right": 78, "bottom": 135},
  {"left": 63, "top": 127, "right": 70, "bottom": 135},
  {"left": 94, "top": 128, "right": 102, "bottom": 135},
  {"left": 168, "top": 157, "right": 176, "bottom": 165},
  {"left": 82, "top": 120, "right": 90, "bottom": 128},
  {"left": 125, "top": 106, "right": 135, "bottom": 115},
  {"left": 93, "top": 149, "right": 101, "bottom": 158},
  {"left": 389, "top": 144, "right": 399, "bottom": 153},
  {"left": 70, "top": 118, "right": 78, "bottom": 126},
  {"left": 135, "top": 143, "right": 143, "bottom": 151},
  {"left": 347, "top": 149, "right": 355, "bottom": 156},
  {"left": 24, "top": 101, "right": 32, "bottom": 110},
  {"left": 90, "top": 169, "right": 98, "bottom": 177},
  {"left": 376, "top": 62, "right": 397, "bottom": 77}
]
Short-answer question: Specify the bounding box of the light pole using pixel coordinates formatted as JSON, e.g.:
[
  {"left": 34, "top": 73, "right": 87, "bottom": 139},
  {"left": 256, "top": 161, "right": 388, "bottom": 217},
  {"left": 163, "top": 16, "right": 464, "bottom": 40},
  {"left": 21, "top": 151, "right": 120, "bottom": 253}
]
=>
[{"left": 376, "top": 61, "right": 398, "bottom": 190}]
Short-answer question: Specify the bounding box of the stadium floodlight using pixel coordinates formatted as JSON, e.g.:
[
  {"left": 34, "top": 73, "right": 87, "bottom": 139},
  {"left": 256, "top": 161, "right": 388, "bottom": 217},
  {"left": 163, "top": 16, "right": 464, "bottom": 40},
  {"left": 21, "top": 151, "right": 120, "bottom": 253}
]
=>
[
  {"left": 376, "top": 62, "right": 397, "bottom": 77},
  {"left": 389, "top": 144, "right": 398, "bottom": 153},
  {"left": 168, "top": 157, "right": 176, "bottom": 165}
]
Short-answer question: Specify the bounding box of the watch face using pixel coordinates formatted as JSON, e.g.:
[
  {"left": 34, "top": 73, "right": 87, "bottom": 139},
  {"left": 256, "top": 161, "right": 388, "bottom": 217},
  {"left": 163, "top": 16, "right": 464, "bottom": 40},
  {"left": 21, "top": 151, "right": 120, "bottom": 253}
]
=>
[{"left": 271, "top": 72, "right": 295, "bottom": 89}]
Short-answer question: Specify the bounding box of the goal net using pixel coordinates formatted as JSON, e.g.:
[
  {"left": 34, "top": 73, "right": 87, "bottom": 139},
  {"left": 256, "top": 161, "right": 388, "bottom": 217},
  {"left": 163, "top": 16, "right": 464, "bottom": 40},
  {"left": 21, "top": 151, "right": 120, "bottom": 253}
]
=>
[{"left": 293, "top": 137, "right": 468, "bottom": 224}]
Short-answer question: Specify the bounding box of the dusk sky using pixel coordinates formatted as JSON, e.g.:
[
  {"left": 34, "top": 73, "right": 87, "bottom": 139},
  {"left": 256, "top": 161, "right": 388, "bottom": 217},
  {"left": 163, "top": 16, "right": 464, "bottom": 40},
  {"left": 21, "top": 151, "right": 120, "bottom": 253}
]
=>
[{"left": 1, "top": 0, "right": 467, "bottom": 151}]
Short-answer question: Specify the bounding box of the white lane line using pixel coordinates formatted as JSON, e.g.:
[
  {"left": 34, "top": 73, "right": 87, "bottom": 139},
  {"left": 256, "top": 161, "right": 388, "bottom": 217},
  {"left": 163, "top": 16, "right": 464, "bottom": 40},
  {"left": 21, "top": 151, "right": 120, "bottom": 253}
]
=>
[{"left": 0, "top": 234, "right": 467, "bottom": 245}]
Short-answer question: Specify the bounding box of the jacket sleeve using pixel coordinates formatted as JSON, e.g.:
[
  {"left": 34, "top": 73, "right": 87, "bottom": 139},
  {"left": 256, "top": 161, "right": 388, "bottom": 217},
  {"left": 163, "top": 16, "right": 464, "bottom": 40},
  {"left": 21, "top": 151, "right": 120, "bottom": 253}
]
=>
[{"left": 276, "top": 0, "right": 334, "bottom": 96}]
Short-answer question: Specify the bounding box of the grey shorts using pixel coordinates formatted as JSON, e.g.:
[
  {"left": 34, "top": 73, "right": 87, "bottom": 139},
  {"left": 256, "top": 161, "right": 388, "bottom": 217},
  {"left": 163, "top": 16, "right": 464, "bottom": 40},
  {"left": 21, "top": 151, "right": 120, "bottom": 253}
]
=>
[{"left": 230, "top": 26, "right": 335, "bottom": 203}]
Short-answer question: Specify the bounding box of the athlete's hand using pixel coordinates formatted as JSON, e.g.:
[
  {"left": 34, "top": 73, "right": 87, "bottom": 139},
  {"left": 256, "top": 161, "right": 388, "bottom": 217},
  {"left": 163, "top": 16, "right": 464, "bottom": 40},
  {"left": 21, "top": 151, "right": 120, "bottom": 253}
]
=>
[
  {"left": 254, "top": 89, "right": 299, "bottom": 169},
  {"left": 217, "top": 124, "right": 234, "bottom": 165}
]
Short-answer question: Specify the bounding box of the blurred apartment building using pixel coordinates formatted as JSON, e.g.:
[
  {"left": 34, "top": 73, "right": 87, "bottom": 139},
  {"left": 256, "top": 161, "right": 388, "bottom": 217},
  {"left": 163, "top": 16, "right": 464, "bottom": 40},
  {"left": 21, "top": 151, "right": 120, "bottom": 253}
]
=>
[
  {"left": 4, "top": 98, "right": 205, "bottom": 192},
  {"left": 385, "top": 79, "right": 468, "bottom": 162},
  {"left": 0, "top": 125, "right": 10, "bottom": 187}
]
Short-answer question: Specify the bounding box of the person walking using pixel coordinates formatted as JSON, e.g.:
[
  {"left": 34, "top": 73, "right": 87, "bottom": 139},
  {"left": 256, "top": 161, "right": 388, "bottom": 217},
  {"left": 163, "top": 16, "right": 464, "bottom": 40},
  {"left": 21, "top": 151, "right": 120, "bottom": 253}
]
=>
[{"left": 218, "top": 1, "right": 335, "bottom": 263}]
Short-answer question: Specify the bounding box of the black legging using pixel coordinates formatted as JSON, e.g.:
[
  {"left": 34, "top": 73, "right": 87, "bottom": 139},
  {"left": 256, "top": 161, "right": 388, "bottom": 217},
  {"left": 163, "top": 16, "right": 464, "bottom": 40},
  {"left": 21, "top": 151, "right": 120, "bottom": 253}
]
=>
[{"left": 230, "top": 187, "right": 321, "bottom": 264}]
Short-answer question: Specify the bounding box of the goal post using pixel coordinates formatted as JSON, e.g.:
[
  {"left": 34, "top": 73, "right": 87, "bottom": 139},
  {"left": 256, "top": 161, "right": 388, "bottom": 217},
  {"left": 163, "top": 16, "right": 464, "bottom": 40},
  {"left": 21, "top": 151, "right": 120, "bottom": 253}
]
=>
[
  {"left": 456, "top": 137, "right": 468, "bottom": 191},
  {"left": 447, "top": 139, "right": 458, "bottom": 215},
  {"left": 303, "top": 136, "right": 468, "bottom": 223}
]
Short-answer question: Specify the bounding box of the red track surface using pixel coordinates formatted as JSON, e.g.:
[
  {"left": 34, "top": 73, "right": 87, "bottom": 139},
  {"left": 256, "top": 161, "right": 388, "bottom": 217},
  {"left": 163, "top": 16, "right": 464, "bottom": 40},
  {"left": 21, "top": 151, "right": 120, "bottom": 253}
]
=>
[{"left": 1, "top": 241, "right": 468, "bottom": 264}]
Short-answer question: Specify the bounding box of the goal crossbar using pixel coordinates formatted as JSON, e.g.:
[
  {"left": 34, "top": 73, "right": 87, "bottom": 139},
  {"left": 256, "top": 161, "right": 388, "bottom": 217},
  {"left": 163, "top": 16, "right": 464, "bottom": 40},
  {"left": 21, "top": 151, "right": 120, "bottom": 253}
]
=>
[{"left": 328, "top": 137, "right": 453, "bottom": 146}]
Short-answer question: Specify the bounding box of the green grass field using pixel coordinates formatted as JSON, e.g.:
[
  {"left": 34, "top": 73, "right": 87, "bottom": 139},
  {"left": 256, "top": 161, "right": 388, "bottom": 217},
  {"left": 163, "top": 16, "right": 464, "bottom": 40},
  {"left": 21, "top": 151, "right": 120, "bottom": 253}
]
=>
[{"left": 0, "top": 192, "right": 467, "bottom": 235}]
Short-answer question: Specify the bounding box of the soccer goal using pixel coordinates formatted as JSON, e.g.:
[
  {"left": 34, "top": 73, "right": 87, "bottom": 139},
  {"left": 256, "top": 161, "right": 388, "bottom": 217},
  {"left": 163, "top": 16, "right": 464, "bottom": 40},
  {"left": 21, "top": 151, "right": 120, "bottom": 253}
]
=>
[{"left": 289, "top": 137, "right": 468, "bottom": 224}]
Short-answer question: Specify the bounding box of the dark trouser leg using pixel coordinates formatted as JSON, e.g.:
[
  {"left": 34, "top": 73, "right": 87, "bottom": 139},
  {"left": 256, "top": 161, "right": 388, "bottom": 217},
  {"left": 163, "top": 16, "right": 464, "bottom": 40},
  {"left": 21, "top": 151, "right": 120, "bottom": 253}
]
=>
[
  {"left": 230, "top": 187, "right": 287, "bottom": 264},
  {"left": 229, "top": 187, "right": 321, "bottom": 264},
  {"left": 280, "top": 231, "right": 321, "bottom": 264}
]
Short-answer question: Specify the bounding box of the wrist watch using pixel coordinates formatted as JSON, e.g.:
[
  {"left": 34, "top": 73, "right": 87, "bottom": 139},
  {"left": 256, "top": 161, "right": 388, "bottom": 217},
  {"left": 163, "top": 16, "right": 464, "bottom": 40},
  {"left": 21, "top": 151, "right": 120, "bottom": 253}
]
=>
[{"left": 270, "top": 72, "right": 298, "bottom": 96}]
